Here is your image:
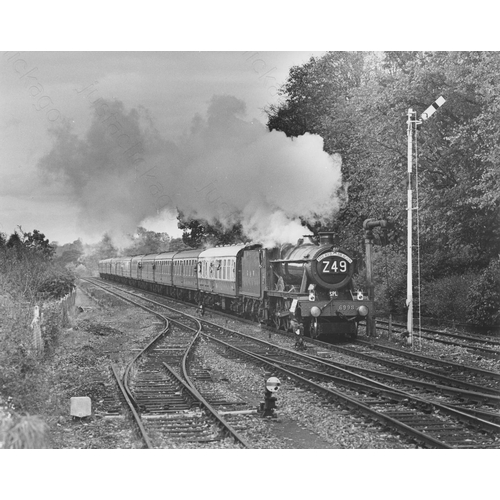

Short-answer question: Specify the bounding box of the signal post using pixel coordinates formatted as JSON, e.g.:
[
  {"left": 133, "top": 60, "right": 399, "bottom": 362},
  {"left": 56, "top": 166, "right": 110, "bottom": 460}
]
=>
[{"left": 406, "top": 97, "right": 446, "bottom": 346}]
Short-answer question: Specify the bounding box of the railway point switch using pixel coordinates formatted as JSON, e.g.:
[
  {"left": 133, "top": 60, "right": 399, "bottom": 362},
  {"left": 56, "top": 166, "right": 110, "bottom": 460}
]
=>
[{"left": 70, "top": 396, "right": 92, "bottom": 418}]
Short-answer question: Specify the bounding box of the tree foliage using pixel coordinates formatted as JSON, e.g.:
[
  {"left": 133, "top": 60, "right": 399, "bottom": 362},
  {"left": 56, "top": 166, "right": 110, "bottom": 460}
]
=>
[
  {"left": 177, "top": 212, "right": 247, "bottom": 248},
  {"left": 123, "top": 227, "right": 170, "bottom": 255},
  {"left": 0, "top": 228, "right": 74, "bottom": 302},
  {"left": 466, "top": 258, "right": 500, "bottom": 327},
  {"left": 267, "top": 51, "right": 500, "bottom": 269},
  {"left": 265, "top": 51, "right": 500, "bottom": 321},
  {"left": 53, "top": 239, "right": 84, "bottom": 268}
]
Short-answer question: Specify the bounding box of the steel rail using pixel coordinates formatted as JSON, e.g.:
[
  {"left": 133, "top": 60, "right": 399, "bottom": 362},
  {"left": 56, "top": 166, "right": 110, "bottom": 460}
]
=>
[
  {"left": 354, "top": 340, "right": 500, "bottom": 381},
  {"left": 376, "top": 319, "right": 500, "bottom": 347},
  {"left": 196, "top": 315, "right": 500, "bottom": 397},
  {"left": 83, "top": 278, "right": 251, "bottom": 448},
  {"left": 161, "top": 361, "right": 251, "bottom": 448},
  {"left": 88, "top": 278, "right": 500, "bottom": 398},
  {"left": 308, "top": 354, "right": 500, "bottom": 404},
  {"left": 201, "top": 325, "right": 500, "bottom": 431},
  {"left": 253, "top": 350, "right": 500, "bottom": 433},
  {"left": 204, "top": 319, "right": 500, "bottom": 413},
  {"left": 81, "top": 278, "right": 172, "bottom": 407},
  {"left": 205, "top": 333, "right": 500, "bottom": 445},
  {"left": 110, "top": 364, "right": 153, "bottom": 449},
  {"left": 203, "top": 333, "right": 452, "bottom": 449}
]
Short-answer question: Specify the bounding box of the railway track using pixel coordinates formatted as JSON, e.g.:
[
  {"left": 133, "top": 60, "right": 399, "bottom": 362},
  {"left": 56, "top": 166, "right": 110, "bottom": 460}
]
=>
[
  {"left": 81, "top": 278, "right": 250, "bottom": 448},
  {"left": 201, "top": 324, "right": 500, "bottom": 448},
  {"left": 86, "top": 277, "right": 500, "bottom": 447},
  {"left": 376, "top": 319, "right": 500, "bottom": 357}
]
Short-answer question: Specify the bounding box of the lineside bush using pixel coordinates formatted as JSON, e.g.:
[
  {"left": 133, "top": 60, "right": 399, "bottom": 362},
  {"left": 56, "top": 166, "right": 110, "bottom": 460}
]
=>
[
  {"left": 466, "top": 258, "right": 500, "bottom": 328},
  {"left": 1, "top": 413, "right": 49, "bottom": 449},
  {"left": 420, "top": 273, "right": 475, "bottom": 323},
  {"left": 0, "top": 229, "right": 76, "bottom": 414}
]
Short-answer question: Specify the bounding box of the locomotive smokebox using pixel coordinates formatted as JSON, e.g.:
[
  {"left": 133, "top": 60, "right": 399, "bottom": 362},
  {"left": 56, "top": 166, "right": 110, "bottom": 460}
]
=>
[{"left": 318, "top": 232, "right": 337, "bottom": 246}]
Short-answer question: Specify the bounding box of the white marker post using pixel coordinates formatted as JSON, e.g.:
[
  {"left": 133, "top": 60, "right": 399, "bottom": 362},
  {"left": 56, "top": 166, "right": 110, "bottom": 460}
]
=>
[{"left": 406, "top": 96, "right": 446, "bottom": 347}]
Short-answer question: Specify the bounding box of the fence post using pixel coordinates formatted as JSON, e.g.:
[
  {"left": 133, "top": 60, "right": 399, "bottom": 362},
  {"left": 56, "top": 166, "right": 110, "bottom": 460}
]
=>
[
  {"left": 31, "top": 305, "right": 43, "bottom": 355},
  {"left": 60, "top": 287, "right": 77, "bottom": 327}
]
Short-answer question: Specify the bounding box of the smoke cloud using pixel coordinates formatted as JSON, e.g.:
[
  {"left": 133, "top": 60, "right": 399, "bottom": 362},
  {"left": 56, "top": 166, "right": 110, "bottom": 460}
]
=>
[{"left": 38, "top": 95, "right": 343, "bottom": 247}]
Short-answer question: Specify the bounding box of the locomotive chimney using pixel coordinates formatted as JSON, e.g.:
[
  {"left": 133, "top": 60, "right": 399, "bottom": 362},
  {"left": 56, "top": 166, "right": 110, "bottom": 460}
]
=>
[{"left": 318, "top": 232, "right": 337, "bottom": 246}]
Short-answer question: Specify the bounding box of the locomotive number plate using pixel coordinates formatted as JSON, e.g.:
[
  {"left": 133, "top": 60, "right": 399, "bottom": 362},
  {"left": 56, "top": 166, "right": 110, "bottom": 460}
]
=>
[{"left": 336, "top": 304, "right": 356, "bottom": 311}]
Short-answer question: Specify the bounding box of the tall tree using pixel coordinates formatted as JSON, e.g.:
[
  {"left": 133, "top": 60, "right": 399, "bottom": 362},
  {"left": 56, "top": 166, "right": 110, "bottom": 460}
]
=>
[
  {"left": 124, "top": 227, "right": 170, "bottom": 255},
  {"left": 267, "top": 51, "right": 500, "bottom": 271},
  {"left": 177, "top": 212, "right": 246, "bottom": 248}
]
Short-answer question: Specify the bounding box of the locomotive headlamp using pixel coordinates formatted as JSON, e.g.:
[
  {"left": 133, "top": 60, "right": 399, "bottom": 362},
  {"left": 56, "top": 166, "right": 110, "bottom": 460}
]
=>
[
  {"left": 310, "top": 306, "right": 321, "bottom": 317},
  {"left": 357, "top": 305, "right": 369, "bottom": 317}
]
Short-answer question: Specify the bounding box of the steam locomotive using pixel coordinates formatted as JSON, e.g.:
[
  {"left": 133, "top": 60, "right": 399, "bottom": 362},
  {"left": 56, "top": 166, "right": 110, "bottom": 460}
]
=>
[{"left": 98, "top": 230, "right": 376, "bottom": 340}]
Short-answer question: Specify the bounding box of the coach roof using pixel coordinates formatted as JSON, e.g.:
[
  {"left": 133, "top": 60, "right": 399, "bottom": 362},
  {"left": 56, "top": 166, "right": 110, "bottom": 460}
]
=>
[{"left": 198, "top": 244, "right": 247, "bottom": 259}]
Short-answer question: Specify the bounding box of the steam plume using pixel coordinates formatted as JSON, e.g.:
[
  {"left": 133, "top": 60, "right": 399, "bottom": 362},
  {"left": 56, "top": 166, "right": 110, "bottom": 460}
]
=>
[{"left": 38, "top": 95, "right": 343, "bottom": 247}]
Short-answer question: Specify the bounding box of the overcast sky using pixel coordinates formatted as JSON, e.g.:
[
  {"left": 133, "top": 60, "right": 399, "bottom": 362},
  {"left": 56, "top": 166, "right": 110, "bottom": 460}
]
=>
[
  {"left": 1, "top": 4, "right": 495, "bottom": 248},
  {"left": 1, "top": 51, "right": 327, "bottom": 245}
]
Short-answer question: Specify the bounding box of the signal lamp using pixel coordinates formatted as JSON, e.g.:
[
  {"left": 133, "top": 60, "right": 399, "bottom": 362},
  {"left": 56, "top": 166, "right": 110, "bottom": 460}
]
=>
[
  {"left": 261, "top": 377, "right": 281, "bottom": 417},
  {"left": 265, "top": 377, "right": 281, "bottom": 393}
]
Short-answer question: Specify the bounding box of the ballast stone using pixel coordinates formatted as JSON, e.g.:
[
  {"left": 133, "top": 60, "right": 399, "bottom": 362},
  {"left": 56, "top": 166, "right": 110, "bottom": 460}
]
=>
[{"left": 70, "top": 397, "right": 92, "bottom": 417}]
